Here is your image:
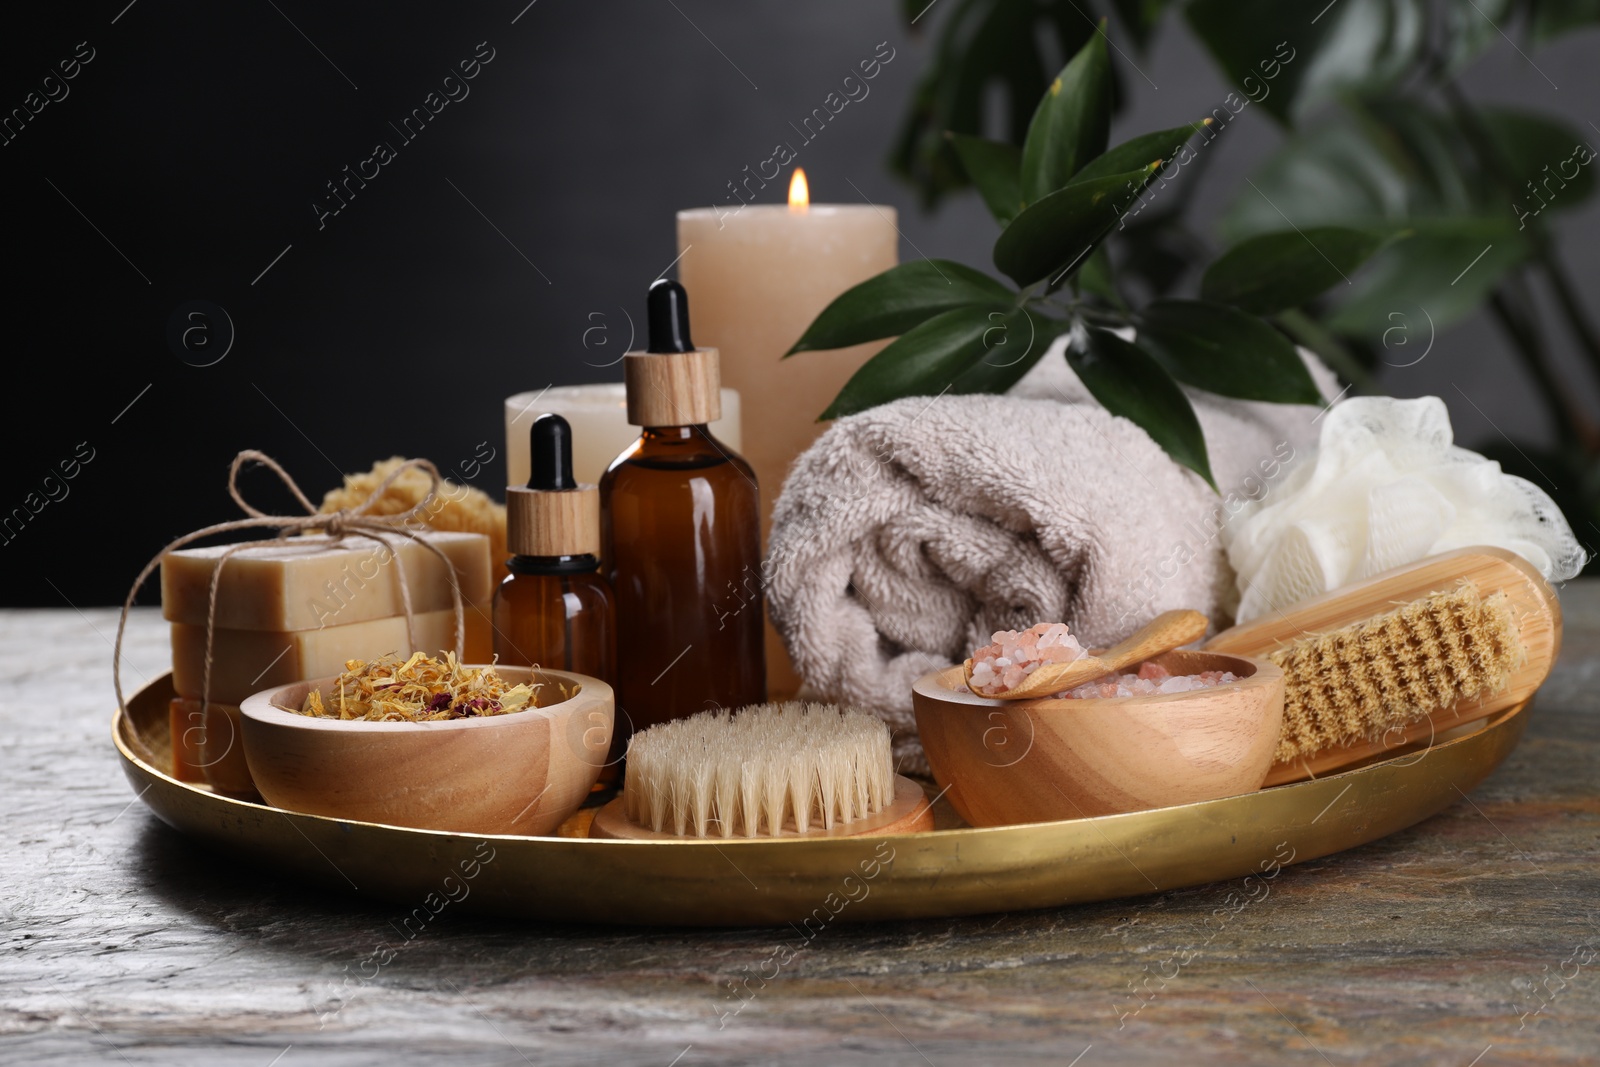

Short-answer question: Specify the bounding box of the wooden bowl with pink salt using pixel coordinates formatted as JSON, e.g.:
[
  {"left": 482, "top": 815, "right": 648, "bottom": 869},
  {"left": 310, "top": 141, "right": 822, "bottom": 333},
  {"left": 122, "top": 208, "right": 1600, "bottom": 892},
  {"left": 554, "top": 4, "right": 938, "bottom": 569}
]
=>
[{"left": 913, "top": 649, "right": 1284, "bottom": 826}]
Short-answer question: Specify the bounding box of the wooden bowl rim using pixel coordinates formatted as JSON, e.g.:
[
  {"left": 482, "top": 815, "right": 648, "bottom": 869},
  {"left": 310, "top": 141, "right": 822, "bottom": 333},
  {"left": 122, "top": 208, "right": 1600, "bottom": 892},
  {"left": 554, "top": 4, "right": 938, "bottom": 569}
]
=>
[
  {"left": 239, "top": 665, "right": 611, "bottom": 733},
  {"left": 914, "top": 651, "right": 1282, "bottom": 709}
]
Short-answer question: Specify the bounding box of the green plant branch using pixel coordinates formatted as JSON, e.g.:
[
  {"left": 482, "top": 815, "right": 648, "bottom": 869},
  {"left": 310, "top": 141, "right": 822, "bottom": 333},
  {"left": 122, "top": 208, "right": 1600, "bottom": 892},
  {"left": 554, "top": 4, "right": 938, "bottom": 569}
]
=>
[
  {"left": 1537, "top": 246, "right": 1600, "bottom": 379},
  {"left": 1437, "top": 77, "right": 1600, "bottom": 391},
  {"left": 1073, "top": 304, "right": 1126, "bottom": 327},
  {"left": 1486, "top": 274, "right": 1598, "bottom": 453},
  {"left": 829, "top": 20, "right": 1386, "bottom": 477},
  {"left": 1274, "top": 309, "right": 1379, "bottom": 394}
]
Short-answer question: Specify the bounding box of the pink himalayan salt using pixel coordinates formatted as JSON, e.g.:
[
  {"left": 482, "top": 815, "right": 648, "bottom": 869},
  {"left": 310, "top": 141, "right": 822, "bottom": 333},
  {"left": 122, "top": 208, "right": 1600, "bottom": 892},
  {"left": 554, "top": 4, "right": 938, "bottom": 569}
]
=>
[
  {"left": 968, "top": 622, "right": 1087, "bottom": 696},
  {"left": 1058, "top": 662, "right": 1238, "bottom": 700}
]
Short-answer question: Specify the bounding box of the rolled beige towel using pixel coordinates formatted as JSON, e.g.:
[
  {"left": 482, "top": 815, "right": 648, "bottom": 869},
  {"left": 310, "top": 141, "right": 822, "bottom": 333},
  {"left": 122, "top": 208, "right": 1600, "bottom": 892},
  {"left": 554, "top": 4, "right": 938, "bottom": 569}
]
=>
[{"left": 766, "top": 347, "right": 1336, "bottom": 773}]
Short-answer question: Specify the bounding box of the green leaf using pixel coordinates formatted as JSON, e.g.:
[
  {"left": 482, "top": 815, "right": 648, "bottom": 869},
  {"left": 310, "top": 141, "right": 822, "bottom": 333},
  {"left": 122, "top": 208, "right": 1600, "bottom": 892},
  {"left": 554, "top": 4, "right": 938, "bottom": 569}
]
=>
[
  {"left": 1184, "top": 0, "right": 1334, "bottom": 124},
  {"left": 1219, "top": 100, "right": 1490, "bottom": 244},
  {"left": 950, "top": 310, "right": 1068, "bottom": 394},
  {"left": 1440, "top": 0, "right": 1514, "bottom": 70},
  {"left": 1188, "top": 0, "right": 1426, "bottom": 125},
  {"left": 1220, "top": 120, "right": 1425, "bottom": 242},
  {"left": 1531, "top": 0, "right": 1600, "bottom": 43},
  {"left": 1301, "top": 0, "right": 1426, "bottom": 108},
  {"left": 1068, "top": 327, "right": 1215, "bottom": 488},
  {"left": 787, "top": 260, "right": 1015, "bottom": 356},
  {"left": 1072, "top": 122, "right": 1209, "bottom": 185},
  {"left": 887, "top": 0, "right": 1097, "bottom": 211},
  {"left": 821, "top": 306, "right": 1026, "bottom": 419},
  {"left": 1020, "top": 30, "right": 1111, "bottom": 203},
  {"left": 1138, "top": 299, "right": 1321, "bottom": 404},
  {"left": 947, "top": 133, "right": 1024, "bottom": 225},
  {"left": 1200, "top": 227, "right": 1387, "bottom": 315},
  {"left": 993, "top": 164, "right": 1160, "bottom": 288},
  {"left": 1321, "top": 218, "right": 1531, "bottom": 338},
  {"left": 1217, "top": 101, "right": 1537, "bottom": 335},
  {"left": 1481, "top": 108, "right": 1598, "bottom": 216}
]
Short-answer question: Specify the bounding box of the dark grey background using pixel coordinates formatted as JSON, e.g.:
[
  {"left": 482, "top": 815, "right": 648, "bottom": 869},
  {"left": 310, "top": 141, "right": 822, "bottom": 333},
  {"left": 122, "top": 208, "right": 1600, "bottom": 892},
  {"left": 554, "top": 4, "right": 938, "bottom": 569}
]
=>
[{"left": 4, "top": 1, "right": 1596, "bottom": 606}]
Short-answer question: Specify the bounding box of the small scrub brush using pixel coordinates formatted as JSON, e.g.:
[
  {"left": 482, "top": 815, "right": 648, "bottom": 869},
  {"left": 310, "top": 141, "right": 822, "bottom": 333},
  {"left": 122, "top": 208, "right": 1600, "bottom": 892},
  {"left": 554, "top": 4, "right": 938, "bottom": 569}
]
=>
[
  {"left": 589, "top": 702, "right": 934, "bottom": 840},
  {"left": 1267, "top": 584, "right": 1520, "bottom": 763},
  {"left": 1206, "top": 547, "right": 1559, "bottom": 784}
]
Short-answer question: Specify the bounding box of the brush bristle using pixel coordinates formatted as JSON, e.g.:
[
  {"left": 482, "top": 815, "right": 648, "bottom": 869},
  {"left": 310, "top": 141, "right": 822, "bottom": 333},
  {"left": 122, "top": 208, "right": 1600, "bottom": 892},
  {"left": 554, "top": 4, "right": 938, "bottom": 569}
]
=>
[
  {"left": 1271, "top": 585, "right": 1522, "bottom": 763},
  {"left": 622, "top": 702, "right": 895, "bottom": 838}
]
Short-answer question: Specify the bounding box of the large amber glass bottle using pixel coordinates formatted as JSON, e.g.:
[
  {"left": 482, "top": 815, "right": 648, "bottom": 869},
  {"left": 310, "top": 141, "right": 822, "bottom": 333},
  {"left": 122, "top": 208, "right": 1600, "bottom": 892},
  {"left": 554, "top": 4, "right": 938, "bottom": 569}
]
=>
[{"left": 602, "top": 280, "right": 766, "bottom": 746}]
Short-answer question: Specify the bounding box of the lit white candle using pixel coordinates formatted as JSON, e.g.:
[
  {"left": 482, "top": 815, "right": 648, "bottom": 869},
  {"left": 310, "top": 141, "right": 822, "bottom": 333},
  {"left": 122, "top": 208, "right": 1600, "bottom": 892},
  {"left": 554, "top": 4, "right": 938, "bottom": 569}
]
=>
[
  {"left": 678, "top": 170, "right": 898, "bottom": 529},
  {"left": 504, "top": 384, "right": 742, "bottom": 490},
  {"left": 678, "top": 169, "right": 899, "bottom": 694}
]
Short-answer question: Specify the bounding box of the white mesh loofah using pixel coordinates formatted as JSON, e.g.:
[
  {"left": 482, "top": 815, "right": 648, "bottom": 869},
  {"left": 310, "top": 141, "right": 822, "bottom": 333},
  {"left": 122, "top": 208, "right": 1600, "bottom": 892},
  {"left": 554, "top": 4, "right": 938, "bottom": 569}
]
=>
[{"left": 1223, "top": 396, "right": 1585, "bottom": 622}]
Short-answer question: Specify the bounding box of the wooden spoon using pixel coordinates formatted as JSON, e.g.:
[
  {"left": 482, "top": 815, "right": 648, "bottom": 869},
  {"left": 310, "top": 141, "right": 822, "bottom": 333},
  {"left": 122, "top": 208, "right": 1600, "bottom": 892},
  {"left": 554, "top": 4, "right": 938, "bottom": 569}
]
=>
[{"left": 962, "top": 609, "right": 1210, "bottom": 700}]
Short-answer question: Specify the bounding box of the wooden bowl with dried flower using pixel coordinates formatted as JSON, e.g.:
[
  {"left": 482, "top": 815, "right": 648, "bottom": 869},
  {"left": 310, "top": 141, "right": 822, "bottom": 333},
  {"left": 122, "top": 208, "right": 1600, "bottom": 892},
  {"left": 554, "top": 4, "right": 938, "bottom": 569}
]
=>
[{"left": 239, "top": 656, "right": 611, "bottom": 835}]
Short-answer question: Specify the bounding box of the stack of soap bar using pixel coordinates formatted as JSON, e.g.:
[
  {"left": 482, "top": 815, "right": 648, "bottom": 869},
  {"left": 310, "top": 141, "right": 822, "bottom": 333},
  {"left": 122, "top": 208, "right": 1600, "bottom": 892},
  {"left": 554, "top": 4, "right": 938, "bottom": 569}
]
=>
[
  {"left": 162, "top": 532, "right": 490, "bottom": 633},
  {"left": 160, "top": 531, "right": 494, "bottom": 792}
]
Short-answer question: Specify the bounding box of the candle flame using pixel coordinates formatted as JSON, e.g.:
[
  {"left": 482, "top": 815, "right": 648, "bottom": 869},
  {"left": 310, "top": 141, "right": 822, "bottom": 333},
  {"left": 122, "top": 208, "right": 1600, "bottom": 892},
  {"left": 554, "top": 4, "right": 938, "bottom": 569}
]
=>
[{"left": 788, "top": 168, "right": 810, "bottom": 212}]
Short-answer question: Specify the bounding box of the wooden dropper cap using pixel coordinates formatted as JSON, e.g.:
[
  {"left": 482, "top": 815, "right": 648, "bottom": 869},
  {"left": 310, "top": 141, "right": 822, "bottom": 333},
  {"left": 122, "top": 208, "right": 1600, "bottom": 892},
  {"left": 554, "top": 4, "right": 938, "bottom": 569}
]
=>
[
  {"left": 623, "top": 278, "right": 722, "bottom": 427},
  {"left": 505, "top": 414, "right": 600, "bottom": 557}
]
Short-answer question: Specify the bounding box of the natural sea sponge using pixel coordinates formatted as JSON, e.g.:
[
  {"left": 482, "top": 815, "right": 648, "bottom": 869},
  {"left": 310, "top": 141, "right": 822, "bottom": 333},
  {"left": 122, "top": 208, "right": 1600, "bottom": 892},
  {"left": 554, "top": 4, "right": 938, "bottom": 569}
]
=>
[{"left": 320, "top": 457, "right": 508, "bottom": 579}]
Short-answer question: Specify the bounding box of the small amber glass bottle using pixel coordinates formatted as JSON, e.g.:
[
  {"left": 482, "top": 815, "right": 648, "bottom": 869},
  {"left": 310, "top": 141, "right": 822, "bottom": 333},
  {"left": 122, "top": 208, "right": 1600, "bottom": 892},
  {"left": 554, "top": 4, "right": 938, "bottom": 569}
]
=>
[
  {"left": 495, "top": 413, "right": 620, "bottom": 786},
  {"left": 602, "top": 280, "right": 766, "bottom": 745}
]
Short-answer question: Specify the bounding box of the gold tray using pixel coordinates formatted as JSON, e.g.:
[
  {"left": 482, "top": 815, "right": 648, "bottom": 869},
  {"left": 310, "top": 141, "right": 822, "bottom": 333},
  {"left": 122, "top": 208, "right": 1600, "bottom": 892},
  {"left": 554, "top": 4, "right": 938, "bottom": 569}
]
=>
[{"left": 114, "top": 673, "right": 1530, "bottom": 926}]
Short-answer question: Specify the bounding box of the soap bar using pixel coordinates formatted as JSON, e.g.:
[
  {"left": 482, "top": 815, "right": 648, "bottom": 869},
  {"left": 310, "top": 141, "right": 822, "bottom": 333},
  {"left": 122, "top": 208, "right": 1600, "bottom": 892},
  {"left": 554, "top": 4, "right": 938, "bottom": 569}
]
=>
[
  {"left": 172, "top": 608, "right": 467, "bottom": 704},
  {"left": 161, "top": 532, "right": 490, "bottom": 631},
  {"left": 168, "top": 700, "right": 206, "bottom": 782},
  {"left": 169, "top": 698, "right": 255, "bottom": 796}
]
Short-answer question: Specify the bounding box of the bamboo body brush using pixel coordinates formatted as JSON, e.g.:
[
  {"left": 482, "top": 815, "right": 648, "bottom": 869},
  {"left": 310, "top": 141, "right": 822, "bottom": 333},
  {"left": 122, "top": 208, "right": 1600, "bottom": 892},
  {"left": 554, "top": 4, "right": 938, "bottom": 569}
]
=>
[
  {"left": 1205, "top": 546, "right": 1560, "bottom": 785},
  {"left": 589, "top": 702, "right": 934, "bottom": 840}
]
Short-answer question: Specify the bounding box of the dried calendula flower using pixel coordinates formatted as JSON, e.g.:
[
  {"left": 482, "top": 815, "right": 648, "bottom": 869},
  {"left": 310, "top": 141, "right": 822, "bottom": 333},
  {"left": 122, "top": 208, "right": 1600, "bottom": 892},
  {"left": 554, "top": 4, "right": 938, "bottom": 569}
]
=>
[{"left": 288, "top": 651, "right": 540, "bottom": 722}]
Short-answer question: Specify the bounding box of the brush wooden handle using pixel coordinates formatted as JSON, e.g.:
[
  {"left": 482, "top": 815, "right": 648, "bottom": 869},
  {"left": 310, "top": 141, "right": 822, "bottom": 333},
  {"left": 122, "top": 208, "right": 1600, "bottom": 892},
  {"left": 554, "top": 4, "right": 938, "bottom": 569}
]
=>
[
  {"left": 1206, "top": 546, "right": 1560, "bottom": 785},
  {"left": 965, "top": 609, "right": 1209, "bottom": 701}
]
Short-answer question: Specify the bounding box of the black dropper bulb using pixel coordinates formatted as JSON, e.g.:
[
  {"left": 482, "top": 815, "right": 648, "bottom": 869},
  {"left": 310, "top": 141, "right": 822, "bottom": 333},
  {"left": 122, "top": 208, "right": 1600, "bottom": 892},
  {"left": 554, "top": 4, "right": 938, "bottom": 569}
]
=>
[
  {"left": 528, "top": 413, "right": 577, "bottom": 490},
  {"left": 647, "top": 278, "right": 694, "bottom": 353}
]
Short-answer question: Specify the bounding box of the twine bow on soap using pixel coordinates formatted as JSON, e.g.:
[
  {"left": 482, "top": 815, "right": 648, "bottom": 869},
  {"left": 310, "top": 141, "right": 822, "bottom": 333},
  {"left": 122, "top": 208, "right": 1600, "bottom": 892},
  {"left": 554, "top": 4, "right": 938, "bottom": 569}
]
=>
[{"left": 113, "top": 449, "right": 468, "bottom": 717}]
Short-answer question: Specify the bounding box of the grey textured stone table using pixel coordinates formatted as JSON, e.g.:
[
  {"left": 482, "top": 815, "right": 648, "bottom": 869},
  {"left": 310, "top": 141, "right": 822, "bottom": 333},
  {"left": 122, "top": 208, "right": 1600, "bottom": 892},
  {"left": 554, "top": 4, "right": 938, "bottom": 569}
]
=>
[{"left": 2, "top": 598, "right": 1597, "bottom": 1066}]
